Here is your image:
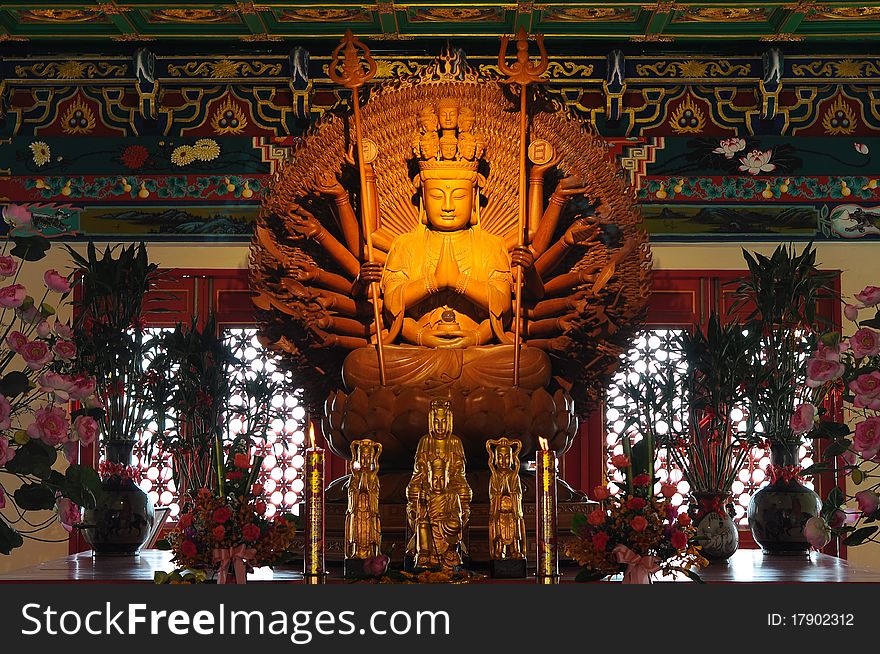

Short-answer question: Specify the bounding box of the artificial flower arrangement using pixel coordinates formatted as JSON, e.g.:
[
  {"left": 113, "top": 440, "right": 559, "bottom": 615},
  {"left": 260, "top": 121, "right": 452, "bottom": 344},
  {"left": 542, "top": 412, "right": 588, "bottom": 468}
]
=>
[
  {"left": 166, "top": 453, "right": 297, "bottom": 584},
  {"left": 795, "top": 283, "right": 880, "bottom": 550},
  {"left": 0, "top": 228, "right": 104, "bottom": 555},
  {"left": 565, "top": 427, "right": 706, "bottom": 583}
]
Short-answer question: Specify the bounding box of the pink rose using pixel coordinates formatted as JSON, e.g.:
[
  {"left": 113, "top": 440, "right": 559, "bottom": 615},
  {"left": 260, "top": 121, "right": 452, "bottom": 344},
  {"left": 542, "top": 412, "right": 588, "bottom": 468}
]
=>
[
  {"left": 53, "top": 322, "right": 74, "bottom": 340},
  {"left": 55, "top": 497, "right": 81, "bottom": 533},
  {"left": 630, "top": 516, "right": 648, "bottom": 532},
  {"left": 856, "top": 285, "right": 880, "bottom": 307},
  {"left": 854, "top": 395, "right": 880, "bottom": 410},
  {"left": 806, "top": 357, "right": 846, "bottom": 387},
  {"left": 43, "top": 270, "right": 71, "bottom": 294},
  {"left": 828, "top": 510, "right": 847, "bottom": 529},
  {"left": 840, "top": 448, "right": 858, "bottom": 475},
  {"left": 0, "top": 436, "right": 14, "bottom": 466},
  {"left": 63, "top": 441, "right": 79, "bottom": 463},
  {"left": 0, "top": 284, "right": 27, "bottom": 308},
  {"left": 73, "top": 415, "right": 99, "bottom": 446},
  {"left": 26, "top": 405, "right": 70, "bottom": 446},
  {"left": 0, "top": 256, "right": 18, "bottom": 277},
  {"left": 19, "top": 340, "right": 52, "bottom": 370},
  {"left": 803, "top": 516, "right": 831, "bottom": 549},
  {"left": 1, "top": 204, "right": 31, "bottom": 229},
  {"left": 36, "top": 321, "right": 51, "bottom": 338},
  {"left": 68, "top": 376, "right": 97, "bottom": 402},
  {"left": 790, "top": 403, "right": 817, "bottom": 435},
  {"left": 610, "top": 454, "right": 630, "bottom": 469},
  {"left": 845, "top": 304, "right": 860, "bottom": 321},
  {"left": 52, "top": 340, "right": 76, "bottom": 361},
  {"left": 853, "top": 417, "right": 880, "bottom": 459},
  {"left": 850, "top": 328, "right": 880, "bottom": 359},
  {"left": 850, "top": 371, "right": 880, "bottom": 398},
  {"left": 660, "top": 481, "right": 678, "bottom": 498},
  {"left": 5, "top": 330, "right": 27, "bottom": 352},
  {"left": 855, "top": 490, "right": 880, "bottom": 516},
  {"left": 39, "top": 371, "right": 75, "bottom": 393}
]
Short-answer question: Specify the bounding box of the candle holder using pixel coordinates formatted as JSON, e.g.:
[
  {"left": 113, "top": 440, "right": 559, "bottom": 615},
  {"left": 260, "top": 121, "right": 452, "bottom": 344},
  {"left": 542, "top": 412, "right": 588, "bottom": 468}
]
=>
[
  {"left": 304, "top": 425, "right": 327, "bottom": 584},
  {"left": 536, "top": 438, "right": 559, "bottom": 584}
]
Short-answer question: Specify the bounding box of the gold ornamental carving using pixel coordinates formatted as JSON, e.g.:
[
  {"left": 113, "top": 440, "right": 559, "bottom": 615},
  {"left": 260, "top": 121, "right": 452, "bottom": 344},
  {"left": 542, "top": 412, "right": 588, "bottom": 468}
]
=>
[
  {"left": 410, "top": 8, "right": 503, "bottom": 22},
  {"left": 61, "top": 98, "right": 97, "bottom": 135},
  {"left": 148, "top": 9, "right": 237, "bottom": 23},
  {"left": 210, "top": 96, "right": 249, "bottom": 135},
  {"left": 406, "top": 400, "right": 472, "bottom": 570},
  {"left": 168, "top": 60, "right": 281, "bottom": 79},
  {"left": 19, "top": 9, "right": 102, "bottom": 23},
  {"left": 345, "top": 439, "right": 383, "bottom": 560},
  {"left": 676, "top": 7, "right": 767, "bottom": 22},
  {"left": 635, "top": 60, "right": 751, "bottom": 78},
  {"left": 487, "top": 438, "right": 526, "bottom": 561},
  {"left": 822, "top": 96, "right": 857, "bottom": 135},
  {"left": 668, "top": 95, "right": 706, "bottom": 134},
  {"left": 280, "top": 8, "right": 371, "bottom": 22},
  {"left": 792, "top": 59, "right": 880, "bottom": 78},
  {"left": 540, "top": 7, "right": 635, "bottom": 22},
  {"left": 481, "top": 60, "right": 595, "bottom": 80},
  {"left": 807, "top": 6, "right": 880, "bottom": 20},
  {"left": 14, "top": 61, "right": 127, "bottom": 80}
]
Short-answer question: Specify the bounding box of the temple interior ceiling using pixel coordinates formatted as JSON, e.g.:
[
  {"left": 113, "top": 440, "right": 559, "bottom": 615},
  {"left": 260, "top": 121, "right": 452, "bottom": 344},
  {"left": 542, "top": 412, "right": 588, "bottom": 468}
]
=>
[{"left": 2, "top": 1, "right": 880, "bottom": 44}]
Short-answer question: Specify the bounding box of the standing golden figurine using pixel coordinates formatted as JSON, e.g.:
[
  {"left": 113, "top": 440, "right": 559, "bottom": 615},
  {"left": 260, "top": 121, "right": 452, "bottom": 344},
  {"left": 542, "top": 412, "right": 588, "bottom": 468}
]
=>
[
  {"left": 487, "top": 437, "right": 527, "bottom": 578},
  {"left": 406, "top": 399, "right": 472, "bottom": 570},
  {"left": 344, "top": 439, "right": 382, "bottom": 577}
]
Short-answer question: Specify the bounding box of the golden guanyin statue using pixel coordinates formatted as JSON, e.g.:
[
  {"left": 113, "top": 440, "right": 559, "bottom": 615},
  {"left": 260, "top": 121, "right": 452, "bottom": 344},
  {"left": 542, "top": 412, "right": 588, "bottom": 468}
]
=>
[
  {"left": 406, "top": 399, "right": 472, "bottom": 569},
  {"left": 252, "top": 34, "right": 651, "bottom": 472},
  {"left": 344, "top": 439, "right": 382, "bottom": 561},
  {"left": 487, "top": 438, "right": 526, "bottom": 562}
]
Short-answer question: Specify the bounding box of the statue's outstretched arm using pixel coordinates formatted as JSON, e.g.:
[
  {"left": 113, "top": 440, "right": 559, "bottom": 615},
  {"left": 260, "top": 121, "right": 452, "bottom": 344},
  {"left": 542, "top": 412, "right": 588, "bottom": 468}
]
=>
[
  {"left": 534, "top": 216, "right": 600, "bottom": 278},
  {"left": 286, "top": 203, "right": 361, "bottom": 278},
  {"left": 287, "top": 261, "right": 354, "bottom": 295},
  {"left": 527, "top": 290, "right": 588, "bottom": 320},
  {"left": 527, "top": 155, "right": 560, "bottom": 241},
  {"left": 311, "top": 171, "right": 363, "bottom": 257},
  {"left": 542, "top": 265, "right": 603, "bottom": 297},
  {"left": 530, "top": 177, "right": 591, "bottom": 256},
  {"left": 510, "top": 245, "right": 544, "bottom": 301}
]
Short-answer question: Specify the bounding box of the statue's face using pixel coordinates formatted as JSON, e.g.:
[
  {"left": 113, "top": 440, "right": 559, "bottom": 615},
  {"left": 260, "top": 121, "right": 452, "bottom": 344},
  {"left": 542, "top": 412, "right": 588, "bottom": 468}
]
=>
[
  {"left": 458, "top": 111, "right": 474, "bottom": 132},
  {"left": 439, "top": 138, "right": 458, "bottom": 160},
  {"left": 423, "top": 178, "right": 473, "bottom": 232},
  {"left": 430, "top": 407, "right": 451, "bottom": 437},
  {"left": 438, "top": 105, "right": 459, "bottom": 130},
  {"left": 497, "top": 447, "right": 511, "bottom": 469},
  {"left": 419, "top": 109, "right": 439, "bottom": 132},
  {"left": 430, "top": 465, "right": 446, "bottom": 492}
]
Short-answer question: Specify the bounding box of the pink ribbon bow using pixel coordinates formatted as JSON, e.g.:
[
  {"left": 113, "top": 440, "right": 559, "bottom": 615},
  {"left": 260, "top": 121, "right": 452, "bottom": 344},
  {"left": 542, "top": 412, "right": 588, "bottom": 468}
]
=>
[
  {"left": 613, "top": 544, "right": 660, "bottom": 585},
  {"left": 212, "top": 545, "right": 256, "bottom": 585}
]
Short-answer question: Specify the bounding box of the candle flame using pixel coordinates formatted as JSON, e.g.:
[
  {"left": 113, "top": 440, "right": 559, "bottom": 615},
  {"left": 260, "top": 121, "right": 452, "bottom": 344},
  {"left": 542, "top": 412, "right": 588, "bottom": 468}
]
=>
[
  {"left": 538, "top": 437, "right": 549, "bottom": 451},
  {"left": 309, "top": 423, "right": 316, "bottom": 449},
  {"left": 352, "top": 460, "right": 361, "bottom": 472}
]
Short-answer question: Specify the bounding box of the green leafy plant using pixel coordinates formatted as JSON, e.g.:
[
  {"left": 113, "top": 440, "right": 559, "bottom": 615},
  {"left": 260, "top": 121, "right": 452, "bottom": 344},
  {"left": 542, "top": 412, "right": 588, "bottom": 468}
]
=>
[
  {"left": 67, "top": 242, "right": 164, "bottom": 443},
  {"left": 729, "top": 243, "right": 836, "bottom": 445}
]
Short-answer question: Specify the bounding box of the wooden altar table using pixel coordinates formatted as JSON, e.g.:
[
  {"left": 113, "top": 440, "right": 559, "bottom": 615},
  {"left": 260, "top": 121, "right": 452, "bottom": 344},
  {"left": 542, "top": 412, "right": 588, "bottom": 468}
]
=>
[{"left": 2, "top": 549, "right": 880, "bottom": 583}]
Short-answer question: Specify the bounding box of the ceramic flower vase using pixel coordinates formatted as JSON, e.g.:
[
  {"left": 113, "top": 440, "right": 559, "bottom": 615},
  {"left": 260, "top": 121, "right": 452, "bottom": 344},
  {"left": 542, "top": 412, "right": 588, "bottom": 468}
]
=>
[
  {"left": 748, "top": 440, "right": 821, "bottom": 555},
  {"left": 82, "top": 440, "right": 155, "bottom": 556},
  {"left": 691, "top": 492, "right": 738, "bottom": 561}
]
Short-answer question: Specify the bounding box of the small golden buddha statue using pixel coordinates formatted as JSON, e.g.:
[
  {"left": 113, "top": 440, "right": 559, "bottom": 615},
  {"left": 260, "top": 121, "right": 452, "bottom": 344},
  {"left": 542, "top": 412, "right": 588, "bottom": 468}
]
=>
[
  {"left": 344, "top": 439, "right": 382, "bottom": 562},
  {"left": 406, "top": 398, "right": 472, "bottom": 569},
  {"left": 487, "top": 437, "right": 526, "bottom": 562}
]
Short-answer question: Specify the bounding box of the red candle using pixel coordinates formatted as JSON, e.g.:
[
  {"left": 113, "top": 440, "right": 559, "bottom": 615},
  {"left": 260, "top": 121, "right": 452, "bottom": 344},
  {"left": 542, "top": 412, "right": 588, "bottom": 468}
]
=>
[
  {"left": 304, "top": 423, "right": 326, "bottom": 583},
  {"left": 536, "top": 437, "right": 559, "bottom": 584}
]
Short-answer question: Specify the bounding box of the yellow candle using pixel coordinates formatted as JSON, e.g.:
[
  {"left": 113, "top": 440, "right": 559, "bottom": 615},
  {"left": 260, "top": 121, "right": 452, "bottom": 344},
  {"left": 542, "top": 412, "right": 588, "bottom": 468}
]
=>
[
  {"left": 536, "top": 437, "right": 559, "bottom": 584},
  {"left": 304, "top": 423, "right": 325, "bottom": 583}
]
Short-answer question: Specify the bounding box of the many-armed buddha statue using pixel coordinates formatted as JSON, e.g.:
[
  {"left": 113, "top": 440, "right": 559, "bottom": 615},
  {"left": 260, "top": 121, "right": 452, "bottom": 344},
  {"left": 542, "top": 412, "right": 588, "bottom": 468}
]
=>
[{"left": 251, "top": 41, "right": 651, "bottom": 560}]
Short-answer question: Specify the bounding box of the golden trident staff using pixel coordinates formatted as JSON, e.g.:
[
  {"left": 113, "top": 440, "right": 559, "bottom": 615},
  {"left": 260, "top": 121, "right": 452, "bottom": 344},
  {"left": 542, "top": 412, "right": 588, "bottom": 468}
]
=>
[
  {"left": 498, "top": 28, "right": 548, "bottom": 388},
  {"left": 329, "top": 31, "right": 386, "bottom": 386}
]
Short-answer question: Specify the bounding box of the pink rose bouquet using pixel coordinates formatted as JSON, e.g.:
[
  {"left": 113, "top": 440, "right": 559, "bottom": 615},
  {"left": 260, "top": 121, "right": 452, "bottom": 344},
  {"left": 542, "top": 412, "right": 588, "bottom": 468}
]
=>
[
  {"left": 0, "top": 232, "right": 103, "bottom": 555},
  {"left": 800, "top": 284, "right": 880, "bottom": 549}
]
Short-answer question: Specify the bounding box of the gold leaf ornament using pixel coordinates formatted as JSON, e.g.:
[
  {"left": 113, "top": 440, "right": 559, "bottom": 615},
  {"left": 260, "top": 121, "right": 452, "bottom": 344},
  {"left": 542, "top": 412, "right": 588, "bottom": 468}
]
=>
[
  {"left": 210, "top": 97, "right": 249, "bottom": 135},
  {"left": 822, "top": 97, "right": 857, "bottom": 135},
  {"left": 61, "top": 99, "right": 96, "bottom": 135},
  {"left": 668, "top": 95, "right": 706, "bottom": 134}
]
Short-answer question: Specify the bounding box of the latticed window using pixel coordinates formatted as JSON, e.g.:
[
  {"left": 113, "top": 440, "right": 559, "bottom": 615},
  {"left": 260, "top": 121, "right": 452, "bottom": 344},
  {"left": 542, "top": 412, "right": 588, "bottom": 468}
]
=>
[
  {"left": 605, "top": 328, "right": 815, "bottom": 525},
  {"left": 126, "top": 328, "right": 307, "bottom": 518}
]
